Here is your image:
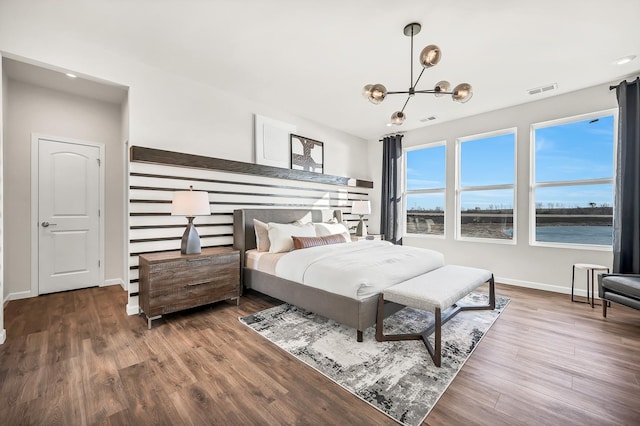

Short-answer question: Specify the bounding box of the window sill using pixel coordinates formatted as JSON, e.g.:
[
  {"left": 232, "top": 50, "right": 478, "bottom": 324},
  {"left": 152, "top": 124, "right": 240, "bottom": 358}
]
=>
[
  {"left": 404, "top": 233, "right": 445, "bottom": 240},
  {"left": 529, "top": 241, "right": 612, "bottom": 251},
  {"left": 455, "top": 236, "right": 516, "bottom": 245}
]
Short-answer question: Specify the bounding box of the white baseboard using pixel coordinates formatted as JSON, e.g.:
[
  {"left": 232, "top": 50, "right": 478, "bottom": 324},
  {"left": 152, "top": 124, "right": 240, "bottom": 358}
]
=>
[
  {"left": 6, "top": 290, "right": 34, "bottom": 302},
  {"left": 126, "top": 303, "right": 139, "bottom": 316},
  {"left": 0, "top": 329, "right": 5, "bottom": 345},
  {"left": 101, "top": 278, "right": 125, "bottom": 289},
  {"left": 497, "top": 277, "right": 600, "bottom": 299},
  {"left": 6, "top": 280, "right": 125, "bottom": 304}
]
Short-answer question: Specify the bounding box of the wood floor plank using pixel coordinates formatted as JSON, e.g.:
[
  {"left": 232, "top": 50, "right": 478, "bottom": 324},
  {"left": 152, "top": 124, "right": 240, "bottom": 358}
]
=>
[
  {"left": 78, "top": 339, "right": 129, "bottom": 424},
  {"left": 117, "top": 361, "right": 184, "bottom": 424},
  {"left": 0, "top": 284, "right": 639, "bottom": 425},
  {"left": 428, "top": 384, "right": 521, "bottom": 426},
  {"left": 168, "top": 382, "right": 245, "bottom": 425}
]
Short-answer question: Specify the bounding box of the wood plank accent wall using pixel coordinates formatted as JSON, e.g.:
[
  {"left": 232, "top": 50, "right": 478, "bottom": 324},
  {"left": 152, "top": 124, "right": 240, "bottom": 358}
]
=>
[{"left": 128, "top": 146, "right": 374, "bottom": 311}]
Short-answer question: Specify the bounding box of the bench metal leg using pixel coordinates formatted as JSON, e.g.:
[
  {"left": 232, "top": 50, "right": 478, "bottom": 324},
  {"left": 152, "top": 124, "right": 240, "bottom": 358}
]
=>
[{"left": 376, "top": 275, "right": 496, "bottom": 368}]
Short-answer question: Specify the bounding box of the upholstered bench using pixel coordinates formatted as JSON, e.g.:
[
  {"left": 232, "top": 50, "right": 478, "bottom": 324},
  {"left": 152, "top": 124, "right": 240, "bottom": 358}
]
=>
[{"left": 375, "top": 265, "right": 495, "bottom": 367}]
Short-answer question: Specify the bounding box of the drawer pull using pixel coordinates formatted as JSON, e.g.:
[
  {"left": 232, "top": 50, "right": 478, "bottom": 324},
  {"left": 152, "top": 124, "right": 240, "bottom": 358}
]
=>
[
  {"left": 186, "top": 258, "right": 211, "bottom": 264},
  {"left": 185, "top": 280, "right": 211, "bottom": 287}
]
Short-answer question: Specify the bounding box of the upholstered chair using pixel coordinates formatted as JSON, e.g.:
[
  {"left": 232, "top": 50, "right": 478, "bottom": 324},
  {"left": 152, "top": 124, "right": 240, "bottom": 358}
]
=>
[{"left": 598, "top": 273, "right": 640, "bottom": 317}]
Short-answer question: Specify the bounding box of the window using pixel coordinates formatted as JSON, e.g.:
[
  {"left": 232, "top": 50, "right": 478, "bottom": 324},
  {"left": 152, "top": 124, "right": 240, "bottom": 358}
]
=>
[
  {"left": 456, "top": 130, "right": 516, "bottom": 241},
  {"left": 531, "top": 111, "right": 615, "bottom": 246},
  {"left": 404, "top": 142, "right": 446, "bottom": 236}
]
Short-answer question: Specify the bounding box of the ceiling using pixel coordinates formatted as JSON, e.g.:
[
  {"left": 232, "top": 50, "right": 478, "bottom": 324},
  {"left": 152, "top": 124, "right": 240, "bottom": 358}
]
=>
[
  {"left": 2, "top": 0, "right": 639, "bottom": 140},
  {"left": 3, "top": 58, "right": 128, "bottom": 104}
]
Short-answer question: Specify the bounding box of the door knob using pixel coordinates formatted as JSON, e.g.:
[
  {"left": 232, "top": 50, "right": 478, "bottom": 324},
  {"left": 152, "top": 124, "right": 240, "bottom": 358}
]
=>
[{"left": 41, "top": 221, "right": 57, "bottom": 227}]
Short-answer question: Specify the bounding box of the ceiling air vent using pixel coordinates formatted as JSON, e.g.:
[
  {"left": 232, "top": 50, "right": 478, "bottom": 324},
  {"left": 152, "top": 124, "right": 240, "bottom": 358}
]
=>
[
  {"left": 527, "top": 83, "right": 557, "bottom": 96},
  {"left": 419, "top": 116, "right": 438, "bottom": 123}
]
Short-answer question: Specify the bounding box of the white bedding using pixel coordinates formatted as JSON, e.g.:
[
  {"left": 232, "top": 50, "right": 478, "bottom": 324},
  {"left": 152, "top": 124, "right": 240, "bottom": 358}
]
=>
[
  {"left": 246, "top": 249, "right": 285, "bottom": 275},
  {"left": 274, "top": 240, "right": 445, "bottom": 300}
]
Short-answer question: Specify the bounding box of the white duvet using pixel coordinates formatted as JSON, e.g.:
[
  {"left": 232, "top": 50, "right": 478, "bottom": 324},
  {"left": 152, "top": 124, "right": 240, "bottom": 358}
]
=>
[{"left": 274, "top": 240, "right": 445, "bottom": 300}]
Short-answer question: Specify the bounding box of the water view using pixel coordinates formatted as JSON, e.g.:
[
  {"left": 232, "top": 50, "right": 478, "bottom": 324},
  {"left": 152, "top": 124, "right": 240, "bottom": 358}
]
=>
[
  {"left": 536, "top": 225, "right": 612, "bottom": 245},
  {"left": 406, "top": 207, "right": 613, "bottom": 246}
]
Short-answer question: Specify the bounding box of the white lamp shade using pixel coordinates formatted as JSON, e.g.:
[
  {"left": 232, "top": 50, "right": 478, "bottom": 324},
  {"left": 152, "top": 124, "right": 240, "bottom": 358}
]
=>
[
  {"left": 351, "top": 200, "right": 371, "bottom": 216},
  {"left": 171, "top": 191, "right": 210, "bottom": 216}
]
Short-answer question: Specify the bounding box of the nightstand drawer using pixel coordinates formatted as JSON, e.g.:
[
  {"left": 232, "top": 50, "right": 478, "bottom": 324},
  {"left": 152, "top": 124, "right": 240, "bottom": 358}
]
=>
[
  {"left": 147, "top": 280, "right": 239, "bottom": 316},
  {"left": 148, "top": 258, "right": 237, "bottom": 289}
]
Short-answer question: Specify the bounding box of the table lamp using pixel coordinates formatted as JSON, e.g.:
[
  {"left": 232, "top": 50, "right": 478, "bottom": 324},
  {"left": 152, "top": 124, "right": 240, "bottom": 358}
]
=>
[
  {"left": 352, "top": 200, "right": 371, "bottom": 237},
  {"left": 171, "top": 186, "right": 211, "bottom": 254}
]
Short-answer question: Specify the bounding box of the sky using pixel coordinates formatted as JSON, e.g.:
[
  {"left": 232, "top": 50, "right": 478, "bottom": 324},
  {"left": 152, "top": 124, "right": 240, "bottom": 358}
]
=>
[{"left": 406, "top": 114, "right": 615, "bottom": 211}]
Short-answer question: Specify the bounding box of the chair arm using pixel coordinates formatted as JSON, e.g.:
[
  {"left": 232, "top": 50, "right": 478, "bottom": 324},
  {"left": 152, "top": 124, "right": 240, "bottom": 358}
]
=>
[
  {"left": 601, "top": 273, "right": 640, "bottom": 279},
  {"left": 599, "top": 273, "right": 640, "bottom": 298}
]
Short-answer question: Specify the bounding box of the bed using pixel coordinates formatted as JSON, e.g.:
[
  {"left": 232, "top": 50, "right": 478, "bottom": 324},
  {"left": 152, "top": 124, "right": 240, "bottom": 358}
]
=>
[{"left": 232, "top": 208, "right": 445, "bottom": 341}]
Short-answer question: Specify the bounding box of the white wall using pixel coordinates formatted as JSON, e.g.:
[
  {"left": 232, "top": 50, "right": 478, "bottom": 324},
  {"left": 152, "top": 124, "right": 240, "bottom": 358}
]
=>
[
  {"left": 369, "top": 83, "right": 618, "bottom": 294},
  {"left": 4, "top": 79, "right": 125, "bottom": 297},
  {"left": 0, "top": 57, "right": 6, "bottom": 343},
  {"left": 0, "top": 26, "right": 370, "bottom": 181},
  {"left": 120, "top": 96, "right": 130, "bottom": 290}
]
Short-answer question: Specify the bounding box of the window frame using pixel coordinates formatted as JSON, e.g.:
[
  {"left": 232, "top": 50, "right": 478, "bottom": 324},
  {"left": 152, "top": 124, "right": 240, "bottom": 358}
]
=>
[
  {"left": 403, "top": 141, "right": 447, "bottom": 239},
  {"left": 529, "top": 109, "right": 617, "bottom": 250},
  {"left": 455, "top": 127, "right": 518, "bottom": 244}
]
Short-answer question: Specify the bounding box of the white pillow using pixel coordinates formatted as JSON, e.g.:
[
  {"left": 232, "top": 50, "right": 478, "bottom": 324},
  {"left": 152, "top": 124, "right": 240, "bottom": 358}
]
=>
[
  {"left": 314, "top": 222, "right": 350, "bottom": 242},
  {"left": 253, "top": 219, "right": 270, "bottom": 252},
  {"left": 268, "top": 222, "right": 316, "bottom": 253}
]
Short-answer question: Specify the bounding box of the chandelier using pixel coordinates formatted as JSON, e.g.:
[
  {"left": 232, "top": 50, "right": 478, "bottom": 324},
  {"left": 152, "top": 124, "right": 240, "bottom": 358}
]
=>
[{"left": 362, "top": 23, "right": 473, "bottom": 126}]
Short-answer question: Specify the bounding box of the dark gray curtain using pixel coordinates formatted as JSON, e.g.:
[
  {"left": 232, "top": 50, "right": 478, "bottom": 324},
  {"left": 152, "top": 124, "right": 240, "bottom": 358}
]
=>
[
  {"left": 381, "top": 134, "right": 403, "bottom": 245},
  {"left": 613, "top": 77, "right": 640, "bottom": 274}
]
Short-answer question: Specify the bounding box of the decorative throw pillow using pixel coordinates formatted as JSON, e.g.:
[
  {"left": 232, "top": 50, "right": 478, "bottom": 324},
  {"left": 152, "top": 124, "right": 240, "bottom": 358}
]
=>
[
  {"left": 292, "top": 233, "right": 348, "bottom": 250},
  {"left": 314, "top": 222, "right": 350, "bottom": 242},
  {"left": 292, "top": 212, "right": 313, "bottom": 225},
  {"left": 268, "top": 222, "right": 316, "bottom": 253},
  {"left": 253, "top": 218, "right": 270, "bottom": 252}
]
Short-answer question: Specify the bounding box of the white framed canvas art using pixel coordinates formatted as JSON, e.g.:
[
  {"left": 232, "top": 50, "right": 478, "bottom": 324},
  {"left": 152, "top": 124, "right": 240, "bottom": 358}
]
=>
[{"left": 254, "top": 115, "right": 296, "bottom": 168}]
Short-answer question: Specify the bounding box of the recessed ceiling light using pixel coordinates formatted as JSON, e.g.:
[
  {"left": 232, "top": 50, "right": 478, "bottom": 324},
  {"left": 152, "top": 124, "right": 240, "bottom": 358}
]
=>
[
  {"left": 614, "top": 55, "right": 636, "bottom": 66},
  {"left": 386, "top": 123, "right": 393, "bottom": 127},
  {"left": 65, "top": 72, "right": 77, "bottom": 78}
]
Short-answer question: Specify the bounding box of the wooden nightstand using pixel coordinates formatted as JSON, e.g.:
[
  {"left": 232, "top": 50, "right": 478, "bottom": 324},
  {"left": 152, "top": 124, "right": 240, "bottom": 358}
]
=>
[
  {"left": 350, "top": 234, "right": 383, "bottom": 242},
  {"left": 138, "top": 247, "right": 240, "bottom": 329}
]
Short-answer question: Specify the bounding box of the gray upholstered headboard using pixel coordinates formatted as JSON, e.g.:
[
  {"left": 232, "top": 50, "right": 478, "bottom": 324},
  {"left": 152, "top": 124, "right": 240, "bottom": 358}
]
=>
[
  {"left": 233, "top": 208, "right": 343, "bottom": 251},
  {"left": 233, "top": 208, "right": 343, "bottom": 273}
]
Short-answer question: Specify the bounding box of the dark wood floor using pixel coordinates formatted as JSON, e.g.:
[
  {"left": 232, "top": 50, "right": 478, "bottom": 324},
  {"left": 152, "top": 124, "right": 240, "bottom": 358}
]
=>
[{"left": 1, "top": 283, "right": 639, "bottom": 425}]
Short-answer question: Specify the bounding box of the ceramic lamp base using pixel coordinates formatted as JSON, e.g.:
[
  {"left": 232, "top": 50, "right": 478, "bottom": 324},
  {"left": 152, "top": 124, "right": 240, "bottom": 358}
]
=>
[
  {"left": 355, "top": 216, "right": 368, "bottom": 237},
  {"left": 181, "top": 217, "right": 202, "bottom": 254}
]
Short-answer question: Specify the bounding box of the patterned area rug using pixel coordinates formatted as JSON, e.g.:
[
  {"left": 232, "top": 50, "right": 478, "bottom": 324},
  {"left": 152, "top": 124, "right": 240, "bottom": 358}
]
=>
[{"left": 240, "top": 292, "right": 510, "bottom": 426}]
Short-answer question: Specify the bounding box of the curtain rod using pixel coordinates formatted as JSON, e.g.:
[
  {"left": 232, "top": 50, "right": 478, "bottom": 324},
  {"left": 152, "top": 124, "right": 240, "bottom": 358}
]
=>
[
  {"left": 378, "top": 132, "right": 405, "bottom": 142},
  {"left": 610, "top": 76, "right": 640, "bottom": 90}
]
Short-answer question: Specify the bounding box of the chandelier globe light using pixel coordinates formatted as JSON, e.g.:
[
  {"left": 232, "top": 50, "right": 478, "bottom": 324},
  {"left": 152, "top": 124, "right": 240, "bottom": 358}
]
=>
[
  {"left": 390, "top": 111, "right": 406, "bottom": 125},
  {"left": 363, "top": 23, "right": 473, "bottom": 126}
]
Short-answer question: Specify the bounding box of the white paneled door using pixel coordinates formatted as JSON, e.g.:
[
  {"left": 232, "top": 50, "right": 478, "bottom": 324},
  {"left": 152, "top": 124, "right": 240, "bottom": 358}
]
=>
[{"left": 38, "top": 138, "right": 101, "bottom": 294}]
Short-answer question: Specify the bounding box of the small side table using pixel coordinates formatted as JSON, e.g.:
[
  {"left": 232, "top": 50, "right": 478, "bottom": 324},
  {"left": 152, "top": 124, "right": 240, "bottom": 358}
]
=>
[
  {"left": 351, "top": 234, "right": 383, "bottom": 242},
  {"left": 571, "top": 263, "right": 609, "bottom": 308}
]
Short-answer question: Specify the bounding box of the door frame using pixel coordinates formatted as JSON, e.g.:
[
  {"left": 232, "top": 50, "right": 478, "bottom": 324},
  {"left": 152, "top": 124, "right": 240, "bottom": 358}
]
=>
[{"left": 30, "top": 134, "right": 105, "bottom": 297}]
